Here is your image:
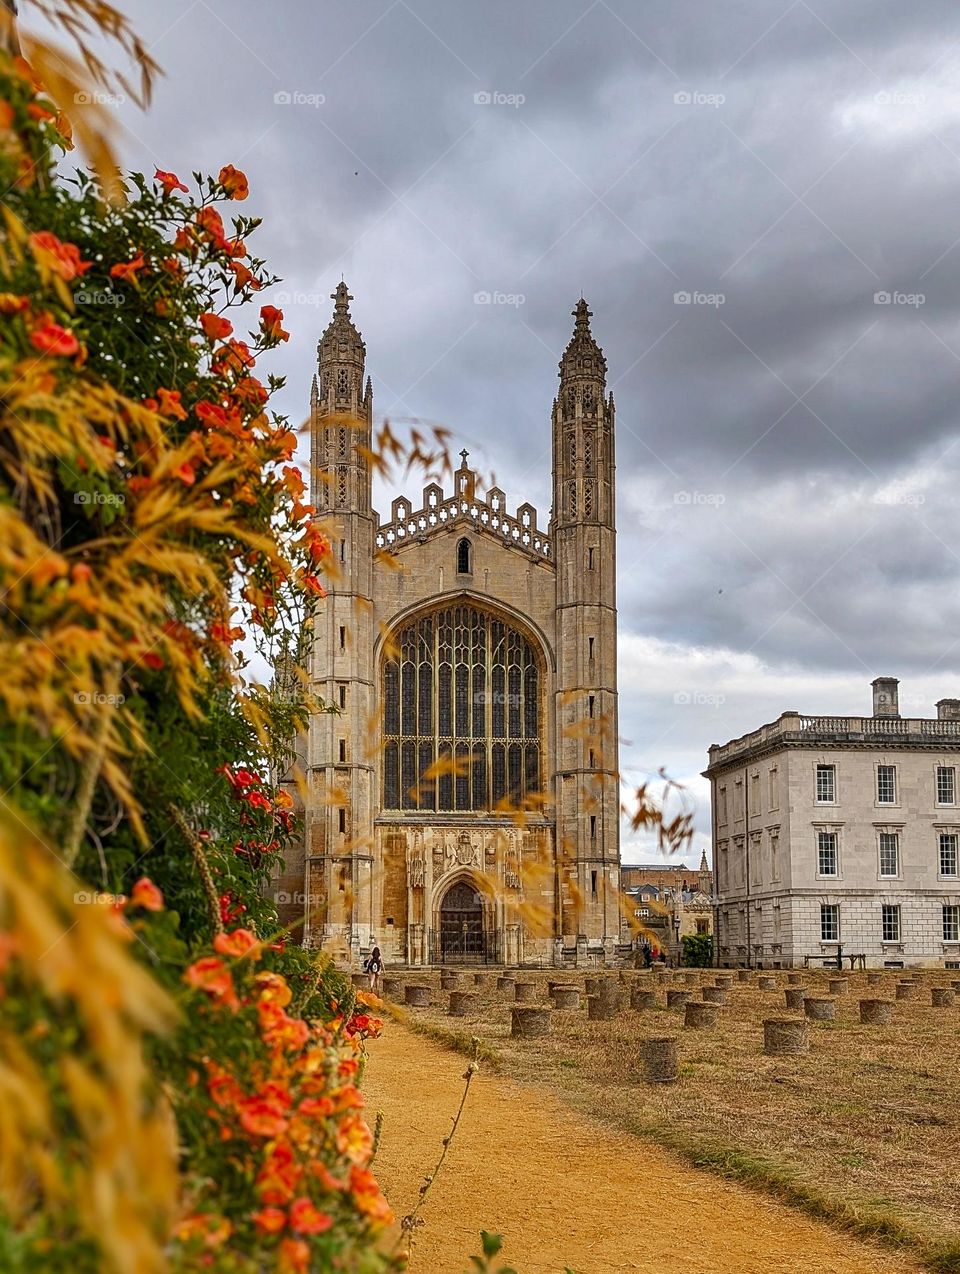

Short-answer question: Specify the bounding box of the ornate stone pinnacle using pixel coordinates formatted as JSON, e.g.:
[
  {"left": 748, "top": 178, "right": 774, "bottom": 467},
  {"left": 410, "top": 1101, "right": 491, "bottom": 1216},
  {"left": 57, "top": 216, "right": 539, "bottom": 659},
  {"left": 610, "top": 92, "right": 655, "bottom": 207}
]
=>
[{"left": 332, "top": 281, "right": 353, "bottom": 314}]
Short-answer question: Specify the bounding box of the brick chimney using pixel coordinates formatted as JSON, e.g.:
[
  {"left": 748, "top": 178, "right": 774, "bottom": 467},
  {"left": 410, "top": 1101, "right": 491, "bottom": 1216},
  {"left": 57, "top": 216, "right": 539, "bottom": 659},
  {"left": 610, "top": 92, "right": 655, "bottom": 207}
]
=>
[
  {"left": 936, "top": 699, "right": 960, "bottom": 721},
  {"left": 871, "top": 677, "right": 900, "bottom": 718}
]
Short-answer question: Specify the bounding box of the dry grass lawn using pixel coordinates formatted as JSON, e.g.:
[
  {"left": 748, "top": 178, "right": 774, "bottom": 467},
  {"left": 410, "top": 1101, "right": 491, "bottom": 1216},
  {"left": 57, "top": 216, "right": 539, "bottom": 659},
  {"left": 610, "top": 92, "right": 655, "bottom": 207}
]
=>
[{"left": 381, "top": 965, "right": 960, "bottom": 1271}]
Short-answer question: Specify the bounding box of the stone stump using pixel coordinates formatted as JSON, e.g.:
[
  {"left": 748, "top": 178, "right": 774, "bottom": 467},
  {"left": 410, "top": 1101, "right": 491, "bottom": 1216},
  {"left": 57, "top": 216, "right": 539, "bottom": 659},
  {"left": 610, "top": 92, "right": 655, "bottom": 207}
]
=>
[
  {"left": 448, "top": 991, "right": 478, "bottom": 1017},
  {"left": 859, "top": 999, "right": 893, "bottom": 1024},
  {"left": 784, "top": 987, "right": 807, "bottom": 1010},
  {"left": 787, "top": 972, "right": 804, "bottom": 985},
  {"left": 684, "top": 1000, "right": 719, "bottom": 1030},
  {"left": 511, "top": 1006, "right": 552, "bottom": 1039},
  {"left": 514, "top": 981, "right": 537, "bottom": 1003},
  {"left": 473, "top": 973, "right": 488, "bottom": 988},
  {"left": 932, "top": 987, "right": 955, "bottom": 1007},
  {"left": 803, "top": 997, "right": 836, "bottom": 1022},
  {"left": 351, "top": 972, "right": 369, "bottom": 989},
  {"left": 737, "top": 969, "right": 751, "bottom": 983},
  {"left": 666, "top": 989, "right": 691, "bottom": 1011},
  {"left": 758, "top": 975, "right": 777, "bottom": 991},
  {"left": 585, "top": 977, "right": 602, "bottom": 997},
  {"left": 551, "top": 985, "right": 581, "bottom": 1010},
  {"left": 828, "top": 978, "right": 848, "bottom": 995},
  {"left": 631, "top": 988, "right": 658, "bottom": 1011},
  {"left": 950, "top": 979, "right": 960, "bottom": 993},
  {"left": 404, "top": 984, "right": 431, "bottom": 1008},
  {"left": 652, "top": 961, "right": 667, "bottom": 971},
  {"left": 640, "top": 1036, "right": 678, "bottom": 1083},
  {"left": 652, "top": 971, "right": 668, "bottom": 985},
  {"left": 587, "top": 994, "right": 620, "bottom": 1021},
  {"left": 714, "top": 974, "right": 734, "bottom": 990},
  {"left": 763, "top": 1017, "right": 809, "bottom": 1056},
  {"left": 382, "top": 977, "right": 402, "bottom": 998},
  {"left": 440, "top": 972, "right": 461, "bottom": 991},
  {"left": 866, "top": 972, "right": 884, "bottom": 987},
  {"left": 895, "top": 982, "right": 917, "bottom": 1001},
  {"left": 702, "top": 986, "right": 727, "bottom": 1005},
  {"left": 496, "top": 975, "right": 516, "bottom": 993}
]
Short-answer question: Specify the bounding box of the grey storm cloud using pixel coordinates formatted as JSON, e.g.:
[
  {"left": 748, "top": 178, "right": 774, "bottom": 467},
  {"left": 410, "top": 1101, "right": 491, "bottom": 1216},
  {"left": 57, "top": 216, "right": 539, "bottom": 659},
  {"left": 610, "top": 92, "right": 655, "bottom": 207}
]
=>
[{"left": 46, "top": 0, "right": 960, "bottom": 859}]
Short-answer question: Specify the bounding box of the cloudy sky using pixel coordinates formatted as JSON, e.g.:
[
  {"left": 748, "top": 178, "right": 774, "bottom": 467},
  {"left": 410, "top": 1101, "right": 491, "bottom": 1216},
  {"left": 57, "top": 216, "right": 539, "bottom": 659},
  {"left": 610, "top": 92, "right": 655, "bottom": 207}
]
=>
[{"left": 42, "top": 0, "right": 960, "bottom": 863}]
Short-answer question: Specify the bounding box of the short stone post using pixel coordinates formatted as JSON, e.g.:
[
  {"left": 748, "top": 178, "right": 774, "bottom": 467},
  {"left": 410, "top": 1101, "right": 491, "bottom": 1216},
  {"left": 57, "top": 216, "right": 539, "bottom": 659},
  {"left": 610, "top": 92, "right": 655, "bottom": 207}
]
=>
[
  {"left": 684, "top": 1000, "right": 719, "bottom": 1029},
  {"left": 683, "top": 971, "right": 698, "bottom": 986},
  {"left": 511, "top": 1006, "right": 552, "bottom": 1039},
  {"left": 449, "top": 991, "right": 478, "bottom": 1017},
  {"left": 404, "top": 984, "right": 431, "bottom": 1008},
  {"left": 714, "top": 973, "right": 734, "bottom": 990},
  {"left": 473, "top": 972, "right": 488, "bottom": 988},
  {"left": 763, "top": 1017, "right": 809, "bottom": 1055},
  {"left": 585, "top": 977, "right": 602, "bottom": 997},
  {"left": 895, "top": 981, "right": 916, "bottom": 1001},
  {"left": 666, "top": 989, "right": 691, "bottom": 1010},
  {"left": 551, "top": 985, "right": 581, "bottom": 1010},
  {"left": 631, "top": 987, "right": 658, "bottom": 1011},
  {"left": 351, "top": 972, "right": 369, "bottom": 989},
  {"left": 496, "top": 975, "right": 516, "bottom": 993},
  {"left": 514, "top": 981, "right": 537, "bottom": 1003},
  {"left": 737, "top": 969, "right": 751, "bottom": 983},
  {"left": 440, "top": 972, "right": 461, "bottom": 991},
  {"left": 803, "top": 997, "right": 836, "bottom": 1021},
  {"left": 640, "top": 1036, "right": 678, "bottom": 1083},
  {"left": 932, "top": 987, "right": 955, "bottom": 1007},
  {"left": 787, "top": 972, "right": 804, "bottom": 985},
  {"left": 652, "top": 970, "right": 668, "bottom": 985},
  {"left": 866, "top": 972, "right": 884, "bottom": 987},
  {"left": 702, "top": 986, "right": 727, "bottom": 1005},
  {"left": 758, "top": 975, "right": 777, "bottom": 991},
  {"left": 784, "top": 987, "right": 807, "bottom": 1010},
  {"left": 382, "top": 977, "right": 402, "bottom": 998},
  {"left": 587, "top": 994, "right": 620, "bottom": 1021},
  {"left": 859, "top": 999, "right": 893, "bottom": 1024},
  {"left": 950, "top": 979, "right": 960, "bottom": 993},
  {"left": 827, "top": 978, "right": 848, "bottom": 995}
]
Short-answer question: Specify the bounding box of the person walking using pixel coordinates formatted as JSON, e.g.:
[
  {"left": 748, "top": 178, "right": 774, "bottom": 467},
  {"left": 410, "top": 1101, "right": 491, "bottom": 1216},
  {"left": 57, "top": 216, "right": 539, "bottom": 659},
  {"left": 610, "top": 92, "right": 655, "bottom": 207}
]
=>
[{"left": 367, "top": 940, "right": 383, "bottom": 995}]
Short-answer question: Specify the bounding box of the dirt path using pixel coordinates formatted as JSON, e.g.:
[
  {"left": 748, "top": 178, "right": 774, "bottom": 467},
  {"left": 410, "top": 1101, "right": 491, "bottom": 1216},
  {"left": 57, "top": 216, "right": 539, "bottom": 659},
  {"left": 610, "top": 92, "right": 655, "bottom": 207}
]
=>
[{"left": 364, "top": 1021, "right": 925, "bottom": 1274}]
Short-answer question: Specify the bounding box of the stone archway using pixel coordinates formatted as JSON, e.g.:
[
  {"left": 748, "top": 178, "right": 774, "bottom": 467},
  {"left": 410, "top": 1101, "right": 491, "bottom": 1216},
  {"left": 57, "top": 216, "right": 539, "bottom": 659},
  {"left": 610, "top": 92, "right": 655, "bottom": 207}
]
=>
[{"left": 438, "top": 877, "right": 486, "bottom": 962}]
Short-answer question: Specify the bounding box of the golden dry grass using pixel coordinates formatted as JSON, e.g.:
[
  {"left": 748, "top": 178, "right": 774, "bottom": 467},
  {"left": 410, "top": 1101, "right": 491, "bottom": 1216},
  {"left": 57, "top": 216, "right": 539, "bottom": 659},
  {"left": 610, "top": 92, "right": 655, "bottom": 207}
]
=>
[{"left": 383, "top": 966, "right": 960, "bottom": 1271}]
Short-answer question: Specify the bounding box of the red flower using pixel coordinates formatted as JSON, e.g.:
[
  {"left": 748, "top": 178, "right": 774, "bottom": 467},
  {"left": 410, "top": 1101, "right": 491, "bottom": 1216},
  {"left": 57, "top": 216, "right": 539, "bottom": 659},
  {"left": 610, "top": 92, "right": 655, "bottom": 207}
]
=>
[
  {"left": 29, "top": 231, "right": 91, "bottom": 281},
  {"left": 130, "top": 877, "right": 164, "bottom": 912},
  {"left": 230, "top": 260, "right": 262, "bottom": 291},
  {"left": 175, "top": 462, "right": 196, "bottom": 486},
  {"left": 288, "top": 1197, "right": 333, "bottom": 1235},
  {"left": 156, "top": 387, "right": 188, "bottom": 420},
  {"left": 237, "top": 1083, "right": 292, "bottom": 1138},
  {"left": 252, "top": 1206, "right": 286, "bottom": 1235},
  {"left": 245, "top": 789, "right": 272, "bottom": 812},
  {"left": 213, "top": 927, "right": 260, "bottom": 959},
  {"left": 110, "top": 253, "right": 147, "bottom": 281},
  {"left": 30, "top": 323, "right": 79, "bottom": 356},
  {"left": 278, "top": 1238, "right": 310, "bottom": 1274},
  {"left": 200, "top": 312, "right": 233, "bottom": 341},
  {"left": 155, "top": 167, "right": 188, "bottom": 195},
  {"left": 260, "top": 304, "right": 289, "bottom": 343},
  {"left": 0, "top": 293, "right": 29, "bottom": 314},
  {"left": 142, "top": 651, "right": 164, "bottom": 670},
  {"left": 184, "top": 957, "right": 239, "bottom": 1011},
  {"left": 218, "top": 164, "right": 249, "bottom": 199},
  {"left": 196, "top": 206, "right": 227, "bottom": 249}
]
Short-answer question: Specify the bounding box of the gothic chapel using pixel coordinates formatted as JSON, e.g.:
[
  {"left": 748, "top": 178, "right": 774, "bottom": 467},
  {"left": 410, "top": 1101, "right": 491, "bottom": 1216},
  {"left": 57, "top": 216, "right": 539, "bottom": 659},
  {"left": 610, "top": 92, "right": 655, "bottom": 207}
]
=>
[{"left": 284, "top": 283, "right": 622, "bottom": 967}]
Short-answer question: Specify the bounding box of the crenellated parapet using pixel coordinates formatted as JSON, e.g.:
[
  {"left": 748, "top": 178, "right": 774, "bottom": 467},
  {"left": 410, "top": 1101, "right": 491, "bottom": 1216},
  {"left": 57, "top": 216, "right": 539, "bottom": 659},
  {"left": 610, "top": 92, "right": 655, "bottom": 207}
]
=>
[{"left": 373, "top": 454, "right": 553, "bottom": 563}]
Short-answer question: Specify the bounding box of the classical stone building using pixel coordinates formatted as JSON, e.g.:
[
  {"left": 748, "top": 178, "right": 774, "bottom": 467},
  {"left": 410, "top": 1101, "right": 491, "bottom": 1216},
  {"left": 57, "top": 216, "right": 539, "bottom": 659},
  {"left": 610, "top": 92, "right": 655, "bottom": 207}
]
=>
[
  {"left": 705, "top": 678, "right": 960, "bottom": 969},
  {"left": 286, "top": 284, "right": 622, "bottom": 967}
]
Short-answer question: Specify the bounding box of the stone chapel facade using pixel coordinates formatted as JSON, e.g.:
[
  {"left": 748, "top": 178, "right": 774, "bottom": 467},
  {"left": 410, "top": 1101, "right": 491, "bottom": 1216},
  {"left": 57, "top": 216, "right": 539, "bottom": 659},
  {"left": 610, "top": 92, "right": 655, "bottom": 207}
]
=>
[{"left": 288, "top": 283, "right": 622, "bottom": 968}]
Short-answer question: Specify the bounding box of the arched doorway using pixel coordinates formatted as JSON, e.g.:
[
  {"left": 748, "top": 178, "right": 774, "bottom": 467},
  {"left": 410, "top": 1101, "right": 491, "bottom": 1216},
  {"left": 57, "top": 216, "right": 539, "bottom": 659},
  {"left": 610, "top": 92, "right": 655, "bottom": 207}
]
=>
[{"left": 439, "top": 879, "right": 485, "bottom": 961}]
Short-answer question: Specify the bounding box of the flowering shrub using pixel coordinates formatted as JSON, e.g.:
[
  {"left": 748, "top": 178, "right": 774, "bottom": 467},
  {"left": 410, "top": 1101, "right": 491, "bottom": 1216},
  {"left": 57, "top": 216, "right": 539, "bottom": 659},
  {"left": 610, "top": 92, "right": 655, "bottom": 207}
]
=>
[{"left": 0, "top": 27, "right": 398, "bottom": 1273}]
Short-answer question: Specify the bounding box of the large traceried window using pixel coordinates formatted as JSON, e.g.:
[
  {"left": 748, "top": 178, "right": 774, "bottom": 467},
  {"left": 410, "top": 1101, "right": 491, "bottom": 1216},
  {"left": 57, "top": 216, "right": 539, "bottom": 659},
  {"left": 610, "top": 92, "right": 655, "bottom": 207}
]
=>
[{"left": 382, "top": 604, "right": 542, "bottom": 811}]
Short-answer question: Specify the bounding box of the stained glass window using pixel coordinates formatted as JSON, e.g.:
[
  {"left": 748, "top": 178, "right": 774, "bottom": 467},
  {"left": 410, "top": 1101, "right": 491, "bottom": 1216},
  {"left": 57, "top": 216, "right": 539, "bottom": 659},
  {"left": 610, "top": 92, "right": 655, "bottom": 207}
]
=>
[{"left": 381, "top": 604, "right": 542, "bottom": 810}]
